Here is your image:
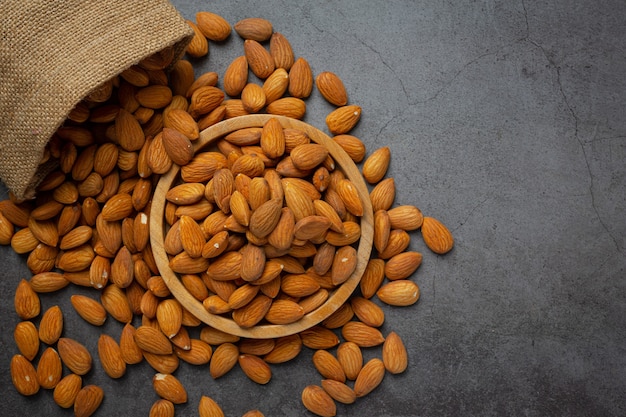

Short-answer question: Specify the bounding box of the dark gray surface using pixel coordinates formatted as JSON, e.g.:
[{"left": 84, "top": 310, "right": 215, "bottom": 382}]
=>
[{"left": 2, "top": 1, "right": 625, "bottom": 416}]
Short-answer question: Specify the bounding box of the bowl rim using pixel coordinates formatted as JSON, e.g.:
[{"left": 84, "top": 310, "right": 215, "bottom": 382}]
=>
[{"left": 150, "top": 114, "right": 374, "bottom": 338}]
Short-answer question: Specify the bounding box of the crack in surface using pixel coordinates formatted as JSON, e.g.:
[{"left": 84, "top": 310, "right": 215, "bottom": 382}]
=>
[
  {"left": 520, "top": 0, "right": 621, "bottom": 252},
  {"left": 452, "top": 197, "right": 490, "bottom": 233}
]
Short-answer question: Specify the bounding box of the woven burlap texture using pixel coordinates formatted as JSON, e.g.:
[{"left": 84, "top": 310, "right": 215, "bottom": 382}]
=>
[{"left": 0, "top": 0, "right": 193, "bottom": 199}]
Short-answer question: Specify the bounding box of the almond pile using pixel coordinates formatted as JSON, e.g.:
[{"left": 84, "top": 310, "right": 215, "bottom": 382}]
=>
[{"left": 2, "top": 11, "right": 454, "bottom": 417}]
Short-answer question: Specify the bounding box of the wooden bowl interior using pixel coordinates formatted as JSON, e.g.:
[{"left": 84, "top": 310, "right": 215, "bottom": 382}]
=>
[{"left": 150, "top": 115, "right": 374, "bottom": 338}]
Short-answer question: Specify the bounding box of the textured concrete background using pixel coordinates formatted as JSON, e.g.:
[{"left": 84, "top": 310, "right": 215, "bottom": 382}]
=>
[{"left": 1, "top": 1, "right": 625, "bottom": 416}]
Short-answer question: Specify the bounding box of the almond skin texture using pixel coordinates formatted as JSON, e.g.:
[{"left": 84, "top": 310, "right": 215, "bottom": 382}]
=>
[
  {"left": 244, "top": 39, "right": 275, "bottom": 79},
  {"left": 14, "top": 279, "right": 40, "bottom": 320},
  {"left": 321, "top": 379, "right": 356, "bottom": 404},
  {"left": 384, "top": 251, "right": 423, "bottom": 280},
  {"left": 312, "top": 350, "right": 346, "bottom": 383},
  {"left": 198, "top": 395, "right": 225, "bottom": 417},
  {"left": 210, "top": 342, "right": 239, "bottom": 379},
  {"left": 316, "top": 72, "right": 348, "bottom": 106},
  {"left": 152, "top": 373, "right": 188, "bottom": 404},
  {"left": 195, "top": 11, "right": 232, "bottom": 41},
  {"left": 53, "top": 373, "right": 82, "bottom": 408},
  {"left": 362, "top": 146, "right": 391, "bottom": 184},
  {"left": 354, "top": 358, "right": 386, "bottom": 397},
  {"left": 301, "top": 385, "right": 337, "bottom": 417},
  {"left": 38, "top": 305, "right": 63, "bottom": 345},
  {"left": 341, "top": 321, "right": 385, "bottom": 347},
  {"left": 74, "top": 384, "right": 104, "bottom": 417},
  {"left": 269, "top": 32, "right": 295, "bottom": 70},
  {"left": 289, "top": 57, "right": 314, "bottom": 98},
  {"left": 326, "top": 105, "right": 361, "bottom": 135},
  {"left": 224, "top": 56, "right": 249, "bottom": 97},
  {"left": 70, "top": 295, "right": 107, "bottom": 326},
  {"left": 37, "top": 347, "right": 63, "bottom": 389},
  {"left": 98, "top": 334, "right": 127, "bottom": 379},
  {"left": 238, "top": 354, "right": 272, "bottom": 384},
  {"left": 57, "top": 338, "right": 92, "bottom": 375},
  {"left": 336, "top": 342, "right": 363, "bottom": 380},
  {"left": 383, "top": 331, "right": 409, "bottom": 374},
  {"left": 14, "top": 321, "right": 39, "bottom": 361},
  {"left": 421, "top": 216, "right": 455, "bottom": 254},
  {"left": 376, "top": 280, "right": 420, "bottom": 306},
  {"left": 234, "top": 17, "right": 273, "bottom": 41},
  {"left": 11, "top": 354, "right": 40, "bottom": 396}
]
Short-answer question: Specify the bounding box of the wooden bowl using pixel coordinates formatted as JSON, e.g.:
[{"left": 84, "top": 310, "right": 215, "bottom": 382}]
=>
[{"left": 150, "top": 115, "right": 374, "bottom": 338}]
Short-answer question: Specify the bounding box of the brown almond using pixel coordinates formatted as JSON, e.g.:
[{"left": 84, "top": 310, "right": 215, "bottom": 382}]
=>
[
  {"left": 0, "top": 211, "right": 14, "bottom": 245},
  {"left": 166, "top": 182, "right": 205, "bottom": 205},
  {"left": 382, "top": 331, "right": 409, "bottom": 374},
  {"left": 262, "top": 68, "right": 289, "bottom": 104},
  {"left": 70, "top": 295, "right": 107, "bottom": 326},
  {"left": 388, "top": 204, "right": 424, "bottom": 231},
  {"left": 322, "top": 303, "right": 354, "bottom": 329},
  {"left": 300, "top": 326, "right": 340, "bottom": 350},
  {"left": 100, "top": 283, "right": 133, "bottom": 323},
  {"left": 266, "top": 97, "right": 306, "bottom": 119},
  {"left": 198, "top": 395, "right": 225, "bottom": 417},
  {"left": 359, "top": 258, "right": 386, "bottom": 299},
  {"left": 232, "top": 294, "right": 272, "bottom": 328},
  {"left": 263, "top": 334, "right": 302, "bottom": 364},
  {"left": 313, "top": 350, "right": 346, "bottom": 383},
  {"left": 38, "top": 305, "right": 63, "bottom": 345},
  {"left": 362, "top": 146, "right": 391, "bottom": 184},
  {"left": 373, "top": 209, "right": 391, "bottom": 254},
  {"left": 335, "top": 179, "right": 364, "bottom": 217},
  {"left": 152, "top": 373, "right": 187, "bottom": 404},
  {"left": 53, "top": 373, "right": 82, "bottom": 408},
  {"left": 377, "top": 229, "right": 410, "bottom": 259},
  {"left": 175, "top": 339, "right": 213, "bottom": 365},
  {"left": 354, "top": 358, "right": 385, "bottom": 397},
  {"left": 116, "top": 108, "right": 145, "bottom": 151},
  {"left": 134, "top": 325, "right": 173, "bottom": 355},
  {"left": 290, "top": 143, "right": 329, "bottom": 171},
  {"left": 376, "top": 280, "right": 420, "bottom": 306},
  {"left": 186, "top": 19, "right": 209, "bottom": 58},
  {"left": 164, "top": 108, "right": 198, "bottom": 143},
  {"left": 179, "top": 215, "right": 206, "bottom": 258},
  {"left": 288, "top": 57, "right": 313, "bottom": 98},
  {"left": 341, "top": 321, "right": 385, "bottom": 347},
  {"left": 14, "top": 321, "right": 39, "bottom": 361},
  {"left": 244, "top": 39, "right": 275, "bottom": 79},
  {"left": 120, "top": 323, "right": 144, "bottom": 365},
  {"left": 260, "top": 117, "right": 285, "bottom": 159},
  {"left": 147, "top": 132, "right": 173, "bottom": 174},
  {"left": 156, "top": 299, "right": 183, "bottom": 339},
  {"left": 98, "top": 334, "right": 126, "bottom": 379},
  {"left": 421, "top": 216, "right": 455, "bottom": 254},
  {"left": 189, "top": 86, "right": 225, "bottom": 118},
  {"left": 150, "top": 399, "right": 175, "bottom": 417},
  {"left": 238, "top": 354, "right": 272, "bottom": 384},
  {"left": 196, "top": 11, "right": 231, "bottom": 41},
  {"left": 14, "top": 279, "right": 40, "bottom": 320},
  {"left": 249, "top": 198, "right": 283, "bottom": 238},
  {"left": 331, "top": 245, "right": 358, "bottom": 286},
  {"left": 111, "top": 245, "right": 134, "bottom": 288},
  {"left": 28, "top": 271, "right": 68, "bottom": 294},
  {"left": 326, "top": 105, "right": 361, "bottom": 135},
  {"left": 74, "top": 384, "right": 104, "bottom": 417},
  {"left": 162, "top": 127, "right": 194, "bottom": 166},
  {"left": 269, "top": 32, "right": 294, "bottom": 70},
  {"left": 301, "top": 385, "right": 336, "bottom": 417},
  {"left": 11, "top": 354, "right": 40, "bottom": 396},
  {"left": 350, "top": 296, "right": 385, "bottom": 328},
  {"left": 241, "top": 83, "right": 267, "bottom": 113},
  {"left": 57, "top": 338, "right": 92, "bottom": 375},
  {"left": 224, "top": 56, "right": 249, "bottom": 97},
  {"left": 234, "top": 17, "right": 273, "bottom": 41},
  {"left": 336, "top": 342, "right": 362, "bottom": 380},
  {"left": 264, "top": 299, "right": 305, "bottom": 325},
  {"left": 206, "top": 251, "right": 242, "bottom": 281},
  {"left": 385, "top": 251, "right": 423, "bottom": 280},
  {"left": 316, "top": 72, "right": 348, "bottom": 106},
  {"left": 321, "top": 379, "right": 356, "bottom": 404},
  {"left": 370, "top": 177, "right": 396, "bottom": 212},
  {"left": 209, "top": 342, "right": 239, "bottom": 379}
]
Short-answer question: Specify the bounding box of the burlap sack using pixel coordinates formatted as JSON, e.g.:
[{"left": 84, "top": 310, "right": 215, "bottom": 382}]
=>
[{"left": 0, "top": 0, "right": 193, "bottom": 200}]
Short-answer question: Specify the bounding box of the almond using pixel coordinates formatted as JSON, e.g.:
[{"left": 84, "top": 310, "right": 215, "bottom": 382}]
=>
[
  {"left": 196, "top": 11, "right": 231, "bottom": 41},
  {"left": 198, "top": 395, "right": 225, "bottom": 417},
  {"left": 156, "top": 299, "right": 183, "bottom": 339},
  {"left": 166, "top": 182, "right": 205, "bottom": 205},
  {"left": 136, "top": 85, "right": 173, "bottom": 109},
  {"left": 300, "top": 326, "right": 340, "bottom": 350},
  {"left": 74, "top": 384, "right": 104, "bottom": 417},
  {"left": 264, "top": 299, "right": 305, "bottom": 324},
  {"left": 179, "top": 215, "right": 206, "bottom": 258},
  {"left": 321, "top": 379, "right": 356, "bottom": 404},
  {"left": 189, "top": 86, "right": 225, "bottom": 118},
  {"left": 283, "top": 181, "right": 315, "bottom": 221},
  {"left": 335, "top": 179, "right": 364, "bottom": 217},
  {"left": 232, "top": 294, "right": 272, "bottom": 328},
  {"left": 162, "top": 127, "right": 194, "bottom": 166},
  {"left": 359, "top": 258, "right": 386, "bottom": 299},
  {"left": 370, "top": 180, "right": 395, "bottom": 214},
  {"left": 11, "top": 354, "right": 40, "bottom": 396},
  {"left": 290, "top": 143, "right": 329, "bottom": 171},
  {"left": 38, "top": 305, "right": 63, "bottom": 345},
  {"left": 209, "top": 342, "right": 239, "bottom": 379},
  {"left": 70, "top": 296, "right": 105, "bottom": 329},
  {"left": 322, "top": 303, "right": 354, "bottom": 329},
  {"left": 341, "top": 321, "right": 385, "bottom": 347},
  {"left": 312, "top": 350, "right": 346, "bottom": 383},
  {"left": 206, "top": 251, "right": 242, "bottom": 281},
  {"left": 326, "top": 105, "right": 361, "bottom": 135},
  {"left": 116, "top": 108, "right": 145, "bottom": 151},
  {"left": 249, "top": 198, "right": 283, "bottom": 238},
  {"left": 384, "top": 251, "right": 422, "bottom": 280},
  {"left": 175, "top": 339, "right": 213, "bottom": 365},
  {"left": 143, "top": 351, "right": 180, "bottom": 374},
  {"left": 110, "top": 245, "right": 134, "bottom": 288},
  {"left": 150, "top": 399, "right": 176, "bottom": 417},
  {"left": 382, "top": 331, "right": 408, "bottom": 374},
  {"left": 100, "top": 283, "right": 133, "bottom": 323},
  {"left": 373, "top": 210, "right": 391, "bottom": 253},
  {"left": 234, "top": 17, "right": 273, "bottom": 41},
  {"left": 186, "top": 19, "right": 209, "bottom": 58},
  {"left": 10, "top": 227, "right": 40, "bottom": 254},
  {"left": 224, "top": 56, "right": 249, "bottom": 97},
  {"left": 98, "top": 334, "right": 126, "bottom": 379},
  {"left": 120, "top": 323, "right": 144, "bottom": 365},
  {"left": 170, "top": 59, "right": 195, "bottom": 97},
  {"left": 152, "top": 373, "right": 188, "bottom": 404},
  {"left": 244, "top": 39, "right": 275, "bottom": 79},
  {"left": 134, "top": 325, "right": 173, "bottom": 355},
  {"left": 57, "top": 338, "right": 92, "bottom": 375},
  {"left": 14, "top": 321, "right": 39, "bottom": 361},
  {"left": 14, "top": 279, "right": 40, "bottom": 320},
  {"left": 260, "top": 117, "right": 285, "bottom": 159},
  {"left": 354, "top": 358, "right": 385, "bottom": 397},
  {"left": 421, "top": 216, "right": 454, "bottom": 254},
  {"left": 53, "top": 373, "right": 82, "bottom": 408},
  {"left": 331, "top": 245, "right": 358, "bottom": 285},
  {"left": 238, "top": 354, "right": 272, "bottom": 384},
  {"left": 269, "top": 32, "right": 295, "bottom": 70},
  {"left": 376, "top": 280, "right": 420, "bottom": 306},
  {"left": 28, "top": 217, "right": 58, "bottom": 247},
  {"left": 262, "top": 68, "right": 289, "bottom": 104},
  {"left": 388, "top": 204, "right": 424, "bottom": 231},
  {"left": 288, "top": 57, "right": 313, "bottom": 98},
  {"left": 266, "top": 97, "right": 306, "bottom": 119},
  {"left": 315, "top": 72, "right": 348, "bottom": 106},
  {"left": 377, "top": 229, "right": 410, "bottom": 259},
  {"left": 37, "top": 346, "right": 62, "bottom": 389},
  {"left": 241, "top": 83, "right": 266, "bottom": 113},
  {"left": 301, "top": 385, "right": 336, "bottom": 417},
  {"left": 59, "top": 225, "right": 93, "bottom": 250},
  {"left": 101, "top": 192, "right": 133, "bottom": 221},
  {"left": 350, "top": 296, "right": 385, "bottom": 328},
  {"left": 0, "top": 211, "right": 14, "bottom": 244},
  {"left": 147, "top": 132, "right": 173, "bottom": 174},
  {"left": 336, "top": 342, "right": 362, "bottom": 380},
  {"left": 281, "top": 273, "right": 320, "bottom": 298},
  {"left": 263, "top": 334, "right": 302, "bottom": 364}
]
